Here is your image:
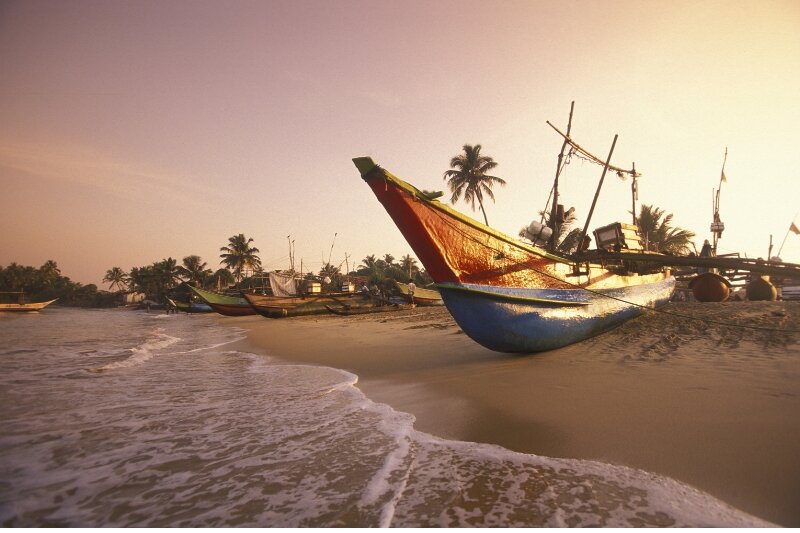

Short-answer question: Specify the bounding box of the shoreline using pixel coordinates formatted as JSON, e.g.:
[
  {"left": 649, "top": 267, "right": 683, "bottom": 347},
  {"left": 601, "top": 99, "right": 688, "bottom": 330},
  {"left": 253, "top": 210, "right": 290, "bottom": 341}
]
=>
[{"left": 227, "top": 301, "right": 800, "bottom": 526}]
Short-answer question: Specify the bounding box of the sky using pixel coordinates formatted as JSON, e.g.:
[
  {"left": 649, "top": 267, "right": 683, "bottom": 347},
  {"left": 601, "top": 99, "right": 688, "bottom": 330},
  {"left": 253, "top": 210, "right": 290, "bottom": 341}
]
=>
[{"left": 2, "top": 0, "right": 799, "bottom": 287}]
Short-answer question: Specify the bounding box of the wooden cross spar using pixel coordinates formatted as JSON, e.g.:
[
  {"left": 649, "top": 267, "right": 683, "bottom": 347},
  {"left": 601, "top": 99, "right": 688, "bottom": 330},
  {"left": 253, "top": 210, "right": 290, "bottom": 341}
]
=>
[
  {"left": 572, "top": 250, "right": 800, "bottom": 280},
  {"left": 546, "top": 121, "right": 640, "bottom": 178}
]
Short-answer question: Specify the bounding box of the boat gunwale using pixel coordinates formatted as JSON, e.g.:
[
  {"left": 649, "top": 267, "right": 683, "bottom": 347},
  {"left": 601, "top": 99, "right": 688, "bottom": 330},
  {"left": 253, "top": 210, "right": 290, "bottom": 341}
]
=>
[
  {"left": 354, "top": 157, "right": 571, "bottom": 265},
  {"left": 435, "top": 283, "right": 590, "bottom": 306}
]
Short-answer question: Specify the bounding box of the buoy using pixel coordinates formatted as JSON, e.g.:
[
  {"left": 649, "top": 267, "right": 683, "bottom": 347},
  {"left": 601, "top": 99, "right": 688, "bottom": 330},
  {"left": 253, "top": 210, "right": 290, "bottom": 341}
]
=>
[
  {"left": 688, "top": 272, "right": 731, "bottom": 302},
  {"left": 746, "top": 276, "right": 777, "bottom": 301}
]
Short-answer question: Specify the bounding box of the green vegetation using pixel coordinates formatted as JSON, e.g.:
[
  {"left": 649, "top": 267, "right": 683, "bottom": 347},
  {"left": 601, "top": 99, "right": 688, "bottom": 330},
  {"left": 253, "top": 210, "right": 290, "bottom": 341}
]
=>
[
  {"left": 443, "top": 144, "right": 506, "bottom": 226},
  {"left": 0, "top": 261, "right": 111, "bottom": 307},
  {"left": 220, "top": 234, "right": 262, "bottom": 283},
  {"left": 635, "top": 204, "right": 696, "bottom": 254},
  {"left": 4, "top": 236, "right": 430, "bottom": 308},
  {"left": 350, "top": 253, "right": 431, "bottom": 286},
  {"left": 176, "top": 255, "right": 213, "bottom": 288}
]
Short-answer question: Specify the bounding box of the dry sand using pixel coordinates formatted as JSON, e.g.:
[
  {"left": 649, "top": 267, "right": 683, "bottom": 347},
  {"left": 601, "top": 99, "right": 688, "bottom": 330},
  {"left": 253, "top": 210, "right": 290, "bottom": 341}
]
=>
[{"left": 230, "top": 301, "right": 800, "bottom": 526}]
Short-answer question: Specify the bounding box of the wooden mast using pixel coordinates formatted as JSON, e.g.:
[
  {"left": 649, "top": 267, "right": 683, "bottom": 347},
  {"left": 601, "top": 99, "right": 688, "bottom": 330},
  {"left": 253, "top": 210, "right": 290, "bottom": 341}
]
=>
[
  {"left": 548, "top": 101, "right": 575, "bottom": 251},
  {"left": 711, "top": 147, "right": 727, "bottom": 255}
]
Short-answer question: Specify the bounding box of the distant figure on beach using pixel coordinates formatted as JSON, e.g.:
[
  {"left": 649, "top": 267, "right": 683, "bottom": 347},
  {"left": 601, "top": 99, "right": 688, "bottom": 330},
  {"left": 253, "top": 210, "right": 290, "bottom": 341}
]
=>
[
  {"left": 698, "top": 239, "right": 712, "bottom": 274},
  {"left": 360, "top": 282, "right": 370, "bottom": 298},
  {"left": 407, "top": 279, "right": 416, "bottom": 306}
]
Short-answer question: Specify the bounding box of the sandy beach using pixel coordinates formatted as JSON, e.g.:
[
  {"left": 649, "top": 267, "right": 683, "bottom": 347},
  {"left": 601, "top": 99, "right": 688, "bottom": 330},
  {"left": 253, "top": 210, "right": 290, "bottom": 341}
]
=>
[{"left": 231, "top": 301, "right": 800, "bottom": 526}]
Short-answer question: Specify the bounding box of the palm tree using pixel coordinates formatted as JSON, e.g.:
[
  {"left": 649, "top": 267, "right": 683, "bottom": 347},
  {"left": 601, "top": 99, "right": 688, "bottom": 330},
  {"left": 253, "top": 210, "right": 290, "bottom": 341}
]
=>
[
  {"left": 319, "top": 263, "right": 341, "bottom": 284},
  {"left": 520, "top": 208, "right": 583, "bottom": 253},
  {"left": 207, "top": 268, "right": 235, "bottom": 290},
  {"left": 39, "top": 260, "right": 61, "bottom": 288},
  {"left": 360, "top": 255, "right": 377, "bottom": 270},
  {"left": 358, "top": 254, "right": 384, "bottom": 283},
  {"left": 103, "top": 267, "right": 129, "bottom": 292},
  {"left": 155, "top": 258, "right": 181, "bottom": 294},
  {"left": 220, "top": 234, "right": 262, "bottom": 282},
  {"left": 177, "top": 255, "right": 212, "bottom": 287},
  {"left": 399, "top": 254, "right": 419, "bottom": 280},
  {"left": 443, "top": 144, "right": 506, "bottom": 226},
  {"left": 635, "top": 204, "right": 696, "bottom": 254}
]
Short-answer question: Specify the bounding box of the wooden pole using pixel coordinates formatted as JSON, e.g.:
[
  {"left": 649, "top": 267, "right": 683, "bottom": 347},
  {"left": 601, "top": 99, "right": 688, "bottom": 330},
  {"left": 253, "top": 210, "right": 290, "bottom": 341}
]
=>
[
  {"left": 548, "top": 101, "right": 575, "bottom": 251},
  {"left": 579, "top": 134, "right": 618, "bottom": 249},
  {"left": 777, "top": 213, "right": 798, "bottom": 258},
  {"left": 631, "top": 162, "right": 638, "bottom": 225},
  {"left": 768, "top": 234, "right": 773, "bottom": 262}
]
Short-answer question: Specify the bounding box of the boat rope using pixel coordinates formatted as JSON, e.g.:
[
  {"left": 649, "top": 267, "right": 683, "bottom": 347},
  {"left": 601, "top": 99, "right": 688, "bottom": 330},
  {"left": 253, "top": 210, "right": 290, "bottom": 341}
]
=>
[
  {"left": 425, "top": 202, "right": 800, "bottom": 334},
  {"left": 546, "top": 121, "right": 639, "bottom": 178}
]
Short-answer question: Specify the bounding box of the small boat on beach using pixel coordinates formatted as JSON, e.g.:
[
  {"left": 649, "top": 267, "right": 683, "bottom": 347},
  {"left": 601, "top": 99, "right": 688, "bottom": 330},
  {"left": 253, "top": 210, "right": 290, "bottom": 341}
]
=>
[
  {"left": 0, "top": 292, "right": 58, "bottom": 312},
  {"left": 187, "top": 285, "right": 257, "bottom": 316},
  {"left": 352, "top": 106, "right": 676, "bottom": 353},
  {"left": 324, "top": 302, "right": 413, "bottom": 316},
  {"left": 242, "top": 271, "right": 397, "bottom": 318},
  {"left": 167, "top": 297, "right": 214, "bottom": 314},
  {"left": 395, "top": 281, "right": 444, "bottom": 306},
  {"left": 243, "top": 291, "right": 392, "bottom": 318}
]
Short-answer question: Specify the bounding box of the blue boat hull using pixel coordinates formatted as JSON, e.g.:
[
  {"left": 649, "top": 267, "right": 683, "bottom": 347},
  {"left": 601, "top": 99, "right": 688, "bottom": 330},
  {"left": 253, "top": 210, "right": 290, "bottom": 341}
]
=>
[{"left": 437, "top": 278, "right": 675, "bottom": 353}]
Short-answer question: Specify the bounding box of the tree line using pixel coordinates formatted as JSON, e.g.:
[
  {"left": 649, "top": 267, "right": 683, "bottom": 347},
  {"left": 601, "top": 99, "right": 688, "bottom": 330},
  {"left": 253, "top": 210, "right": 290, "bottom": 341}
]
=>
[
  {"left": 100, "top": 233, "right": 434, "bottom": 304},
  {"left": 0, "top": 260, "right": 110, "bottom": 307}
]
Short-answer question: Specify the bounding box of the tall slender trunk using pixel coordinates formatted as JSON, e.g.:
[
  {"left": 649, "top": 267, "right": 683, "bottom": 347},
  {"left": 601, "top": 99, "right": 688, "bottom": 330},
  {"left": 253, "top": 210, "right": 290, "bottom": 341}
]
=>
[{"left": 477, "top": 193, "right": 489, "bottom": 226}]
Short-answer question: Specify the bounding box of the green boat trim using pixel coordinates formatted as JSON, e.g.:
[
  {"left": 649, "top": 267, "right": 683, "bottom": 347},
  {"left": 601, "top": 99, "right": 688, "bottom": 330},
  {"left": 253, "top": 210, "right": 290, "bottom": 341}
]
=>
[{"left": 188, "top": 285, "right": 249, "bottom": 306}]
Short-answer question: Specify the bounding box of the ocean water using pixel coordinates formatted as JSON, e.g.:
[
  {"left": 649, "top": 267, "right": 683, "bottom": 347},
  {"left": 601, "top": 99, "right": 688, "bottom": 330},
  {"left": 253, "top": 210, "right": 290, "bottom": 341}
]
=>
[{"left": 0, "top": 308, "right": 770, "bottom": 527}]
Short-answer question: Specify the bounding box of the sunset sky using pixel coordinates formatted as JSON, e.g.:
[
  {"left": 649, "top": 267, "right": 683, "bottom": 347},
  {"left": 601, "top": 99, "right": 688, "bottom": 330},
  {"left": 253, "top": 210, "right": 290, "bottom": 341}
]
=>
[{"left": 2, "top": 0, "right": 799, "bottom": 287}]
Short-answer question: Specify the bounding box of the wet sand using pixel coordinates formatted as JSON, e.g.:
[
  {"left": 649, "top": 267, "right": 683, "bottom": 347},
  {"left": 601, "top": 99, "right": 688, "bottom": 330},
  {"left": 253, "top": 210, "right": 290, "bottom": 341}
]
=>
[{"left": 230, "top": 301, "right": 800, "bottom": 526}]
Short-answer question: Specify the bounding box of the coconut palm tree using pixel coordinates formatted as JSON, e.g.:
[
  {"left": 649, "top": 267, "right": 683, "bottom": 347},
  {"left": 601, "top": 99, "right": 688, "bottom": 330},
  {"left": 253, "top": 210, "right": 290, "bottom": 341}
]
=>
[
  {"left": 357, "top": 254, "right": 384, "bottom": 283},
  {"left": 361, "top": 255, "right": 378, "bottom": 270},
  {"left": 103, "top": 267, "right": 128, "bottom": 292},
  {"left": 398, "top": 254, "right": 419, "bottom": 280},
  {"left": 443, "top": 144, "right": 506, "bottom": 226},
  {"left": 177, "top": 255, "right": 212, "bottom": 287},
  {"left": 220, "top": 234, "right": 262, "bottom": 282},
  {"left": 520, "top": 208, "right": 582, "bottom": 253},
  {"left": 155, "top": 258, "right": 181, "bottom": 296},
  {"left": 635, "top": 204, "right": 696, "bottom": 254},
  {"left": 207, "top": 268, "right": 235, "bottom": 290},
  {"left": 39, "top": 260, "right": 61, "bottom": 288}
]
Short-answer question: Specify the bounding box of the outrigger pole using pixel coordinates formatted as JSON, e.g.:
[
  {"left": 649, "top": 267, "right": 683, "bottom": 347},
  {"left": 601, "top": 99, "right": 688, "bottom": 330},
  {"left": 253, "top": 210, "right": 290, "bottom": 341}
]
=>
[
  {"left": 575, "top": 249, "right": 800, "bottom": 280},
  {"left": 578, "top": 134, "right": 618, "bottom": 252}
]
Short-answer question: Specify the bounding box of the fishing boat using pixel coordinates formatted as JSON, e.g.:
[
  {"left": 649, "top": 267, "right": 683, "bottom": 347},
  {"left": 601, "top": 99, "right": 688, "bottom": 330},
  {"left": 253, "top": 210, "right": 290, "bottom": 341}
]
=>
[
  {"left": 324, "top": 302, "right": 414, "bottom": 316},
  {"left": 242, "top": 271, "right": 386, "bottom": 318},
  {"left": 244, "top": 292, "right": 389, "bottom": 318},
  {"left": 187, "top": 285, "right": 257, "bottom": 316},
  {"left": 352, "top": 106, "right": 676, "bottom": 353},
  {"left": 395, "top": 281, "right": 444, "bottom": 306},
  {"left": 167, "top": 297, "right": 214, "bottom": 314},
  {"left": 0, "top": 292, "right": 58, "bottom": 312}
]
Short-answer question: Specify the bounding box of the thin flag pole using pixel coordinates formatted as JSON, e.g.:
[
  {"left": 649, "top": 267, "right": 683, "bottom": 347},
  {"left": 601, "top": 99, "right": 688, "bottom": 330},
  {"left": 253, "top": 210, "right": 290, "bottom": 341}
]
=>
[{"left": 777, "top": 212, "right": 799, "bottom": 258}]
